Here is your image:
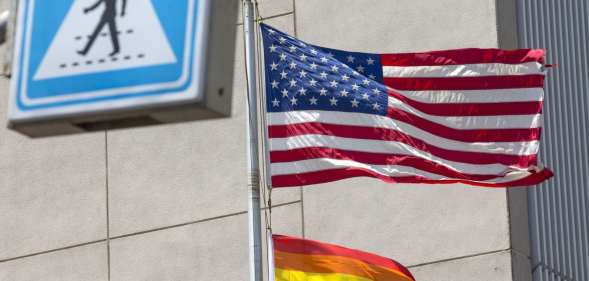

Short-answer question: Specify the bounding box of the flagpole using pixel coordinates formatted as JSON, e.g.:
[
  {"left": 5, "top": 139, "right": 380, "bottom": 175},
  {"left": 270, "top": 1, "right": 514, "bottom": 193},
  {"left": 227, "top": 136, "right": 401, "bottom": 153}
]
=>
[{"left": 242, "top": 1, "right": 264, "bottom": 281}]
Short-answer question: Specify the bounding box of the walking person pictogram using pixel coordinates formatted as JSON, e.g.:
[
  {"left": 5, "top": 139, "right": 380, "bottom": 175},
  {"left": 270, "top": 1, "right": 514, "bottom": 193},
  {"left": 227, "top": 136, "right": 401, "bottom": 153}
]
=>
[
  {"left": 78, "top": 0, "right": 127, "bottom": 57},
  {"left": 34, "top": 0, "right": 177, "bottom": 80}
]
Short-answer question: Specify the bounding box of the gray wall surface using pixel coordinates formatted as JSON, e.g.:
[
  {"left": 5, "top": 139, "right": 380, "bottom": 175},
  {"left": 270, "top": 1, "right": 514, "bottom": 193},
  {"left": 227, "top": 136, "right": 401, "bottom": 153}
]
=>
[
  {"left": 0, "top": 0, "right": 535, "bottom": 280},
  {"left": 517, "top": 1, "right": 589, "bottom": 281}
]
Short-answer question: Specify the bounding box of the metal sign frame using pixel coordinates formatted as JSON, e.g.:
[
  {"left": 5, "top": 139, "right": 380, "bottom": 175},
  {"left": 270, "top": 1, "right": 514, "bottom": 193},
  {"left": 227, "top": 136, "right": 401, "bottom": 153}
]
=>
[{"left": 6, "top": 0, "right": 236, "bottom": 137}]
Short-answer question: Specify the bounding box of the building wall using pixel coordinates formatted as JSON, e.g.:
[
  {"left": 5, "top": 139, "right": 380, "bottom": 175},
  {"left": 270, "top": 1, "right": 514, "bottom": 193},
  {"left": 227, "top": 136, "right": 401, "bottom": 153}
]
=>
[
  {"left": 0, "top": 1, "right": 531, "bottom": 280},
  {"left": 517, "top": 0, "right": 589, "bottom": 280}
]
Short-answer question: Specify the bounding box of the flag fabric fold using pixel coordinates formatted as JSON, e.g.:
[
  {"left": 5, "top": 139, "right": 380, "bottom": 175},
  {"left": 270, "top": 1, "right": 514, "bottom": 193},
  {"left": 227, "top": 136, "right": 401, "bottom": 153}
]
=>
[
  {"left": 272, "top": 234, "right": 415, "bottom": 281},
  {"left": 260, "top": 23, "right": 553, "bottom": 188}
]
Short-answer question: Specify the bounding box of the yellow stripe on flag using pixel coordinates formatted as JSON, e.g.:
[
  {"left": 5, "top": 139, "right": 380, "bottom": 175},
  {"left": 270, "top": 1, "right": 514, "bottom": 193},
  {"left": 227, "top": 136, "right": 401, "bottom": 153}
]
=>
[
  {"left": 275, "top": 250, "right": 412, "bottom": 281},
  {"left": 276, "top": 268, "right": 374, "bottom": 281}
]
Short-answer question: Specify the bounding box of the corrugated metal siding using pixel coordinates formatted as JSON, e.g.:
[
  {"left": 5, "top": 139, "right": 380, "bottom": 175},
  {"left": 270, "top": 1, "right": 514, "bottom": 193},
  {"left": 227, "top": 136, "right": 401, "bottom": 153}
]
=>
[{"left": 517, "top": 0, "right": 589, "bottom": 280}]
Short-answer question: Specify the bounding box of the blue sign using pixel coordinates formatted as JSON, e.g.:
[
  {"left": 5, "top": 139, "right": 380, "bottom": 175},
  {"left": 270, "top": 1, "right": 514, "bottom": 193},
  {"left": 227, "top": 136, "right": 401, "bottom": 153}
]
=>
[{"left": 9, "top": 0, "right": 209, "bottom": 121}]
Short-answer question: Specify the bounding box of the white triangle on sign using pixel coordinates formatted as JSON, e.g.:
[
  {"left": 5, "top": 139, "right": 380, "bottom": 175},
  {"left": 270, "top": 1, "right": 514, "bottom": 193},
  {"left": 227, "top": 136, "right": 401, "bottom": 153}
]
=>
[{"left": 34, "top": 0, "right": 177, "bottom": 81}]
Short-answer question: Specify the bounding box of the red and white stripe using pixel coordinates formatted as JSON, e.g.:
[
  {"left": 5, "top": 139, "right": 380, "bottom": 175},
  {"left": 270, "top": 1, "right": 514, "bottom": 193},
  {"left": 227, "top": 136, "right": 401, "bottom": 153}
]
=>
[{"left": 267, "top": 48, "right": 553, "bottom": 188}]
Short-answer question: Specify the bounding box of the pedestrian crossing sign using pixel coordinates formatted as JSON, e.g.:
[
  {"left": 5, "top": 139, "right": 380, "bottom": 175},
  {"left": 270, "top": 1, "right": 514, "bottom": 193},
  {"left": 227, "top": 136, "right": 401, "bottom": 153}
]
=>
[{"left": 8, "top": 0, "right": 236, "bottom": 136}]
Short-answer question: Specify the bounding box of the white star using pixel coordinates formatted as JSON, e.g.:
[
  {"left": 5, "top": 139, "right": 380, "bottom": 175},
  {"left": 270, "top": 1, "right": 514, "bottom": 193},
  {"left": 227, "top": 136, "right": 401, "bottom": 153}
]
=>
[
  {"left": 340, "top": 89, "right": 349, "bottom": 97},
  {"left": 299, "top": 54, "right": 308, "bottom": 61},
  {"left": 289, "top": 79, "right": 297, "bottom": 87},
  {"left": 341, "top": 74, "right": 350, "bottom": 81},
  {"left": 269, "top": 44, "right": 277, "bottom": 52},
  {"left": 320, "top": 71, "right": 328, "bottom": 79},
  {"left": 328, "top": 52, "right": 335, "bottom": 57},
  {"left": 290, "top": 97, "right": 298, "bottom": 105},
  {"left": 268, "top": 29, "right": 276, "bottom": 34},
  {"left": 310, "top": 62, "right": 318, "bottom": 70},
  {"left": 289, "top": 45, "right": 297, "bottom": 52},
  {"left": 351, "top": 84, "right": 360, "bottom": 91},
  {"left": 271, "top": 80, "right": 279, "bottom": 88},
  {"left": 280, "top": 70, "right": 288, "bottom": 79},
  {"left": 372, "top": 103, "right": 381, "bottom": 110},
  {"left": 298, "top": 87, "right": 308, "bottom": 96},
  {"left": 279, "top": 37, "right": 287, "bottom": 44},
  {"left": 369, "top": 74, "right": 376, "bottom": 80},
  {"left": 299, "top": 70, "right": 307, "bottom": 78},
  {"left": 270, "top": 62, "right": 279, "bottom": 71},
  {"left": 310, "top": 49, "right": 319, "bottom": 55},
  {"left": 329, "top": 80, "right": 339, "bottom": 88},
  {"left": 272, "top": 98, "right": 280, "bottom": 107},
  {"left": 367, "top": 57, "right": 375, "bottom": 65},
  {"left": 309, "top": 96, "right": 318, "bottom": 105},
  {"left": 319, "top": 88, "right": 328, "bottom": 96},
  {"left": 320, "top": 56, "right": 329, "bottom": 63},
  {"left": 347, "top": 55, "right": 355, "bottom": 63},
  {"left": 372, "top": 88, "right": 381, "bottom": 95},
  {"left": 289, "top": 61, "right": 297, "bottom": 69},
  {"left": 331, "top": 65, "right": 339, "bottom": 72},
  {"left": 299, "top": 41, "right": 307, "bottom": 47},
  {"left": 281, "top": 89, "right": 289, "bottom": 97},
  {"left": 362, "top": 78, "right": 370, "bottom": 85},
  {"left": 309, "top": 79, "right": 318, "bottom": 86},
  {"left": 356, "top": 65, "right": 365, "bottom": 73},
  {"left": 362, "top": 93, "right": 370, "bottom": 100},
  {"left": 329, "top": 97, "right": 338, "bottom": 106},
  {"left": 279, "top": 53, "right": 287, "bottom": 61},
  {"left": 351, "top": 99, "right": 359, "bottom": 107}
]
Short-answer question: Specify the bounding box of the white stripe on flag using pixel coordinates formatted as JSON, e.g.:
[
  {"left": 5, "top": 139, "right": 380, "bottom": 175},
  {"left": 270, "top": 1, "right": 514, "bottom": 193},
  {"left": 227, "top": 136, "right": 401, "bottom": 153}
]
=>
[
  {"left": 270, "top": 158, "right": 533, "bottom": 184},
  {"left": 394, "top": 88, "right": 544, "bottom": 104},
  {"left": 382, "top": 62, "right": 543, "bottom": 78},
  {"left": 268, "top": 110, "right": 541, "bottom": 130},
  {"left": 388, "top": 97, "right": 542, "bottom": 128},
  {"left": 268, "top": 111, "right": 539, "bottom": 155},
  {"left": 270, "top": 136, "right": 527, "bottom": 175}
]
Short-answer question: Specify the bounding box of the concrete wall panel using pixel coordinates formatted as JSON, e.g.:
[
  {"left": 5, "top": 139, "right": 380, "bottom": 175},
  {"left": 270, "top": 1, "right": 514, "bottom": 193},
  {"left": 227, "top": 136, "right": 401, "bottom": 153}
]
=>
[
  {"left": 0, "top": 243, "right": 108, "bottom": 281},
  {"left": 410, "top": 251, "right": 512, "bottom": 281},
  {"left": 110, "top": 215, "right": 249, "bottom": 281},
  {"left": 302, "top": 180, "right": 510, "bottom": 266},
  {"left": 294, "top": 0, "right": 498, "bottom": 52},
  {"left": 0, "top": 77, "right": 107, "bottom": 260},
  {"left": 110, "top": 203, "right": 301, "bottom": 281}
]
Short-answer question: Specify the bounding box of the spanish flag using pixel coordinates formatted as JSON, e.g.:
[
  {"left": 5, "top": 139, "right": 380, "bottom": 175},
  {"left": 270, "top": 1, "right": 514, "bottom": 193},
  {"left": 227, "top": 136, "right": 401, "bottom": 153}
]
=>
[{"left": 271, "top": 234, "right": 415, "bottom": 281}]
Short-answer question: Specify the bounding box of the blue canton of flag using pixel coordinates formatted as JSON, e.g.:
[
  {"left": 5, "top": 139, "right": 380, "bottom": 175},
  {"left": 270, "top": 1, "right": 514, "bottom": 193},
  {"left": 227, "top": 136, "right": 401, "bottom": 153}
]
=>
[{"left": 261, "top": 23, "right": 388, "bottom": 115}]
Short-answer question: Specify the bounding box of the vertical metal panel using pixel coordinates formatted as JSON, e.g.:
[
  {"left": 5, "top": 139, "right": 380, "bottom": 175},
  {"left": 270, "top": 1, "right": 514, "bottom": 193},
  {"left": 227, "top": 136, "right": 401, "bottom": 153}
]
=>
[{"left": 517, "top": 0, "right": 589, "bottom": 280}]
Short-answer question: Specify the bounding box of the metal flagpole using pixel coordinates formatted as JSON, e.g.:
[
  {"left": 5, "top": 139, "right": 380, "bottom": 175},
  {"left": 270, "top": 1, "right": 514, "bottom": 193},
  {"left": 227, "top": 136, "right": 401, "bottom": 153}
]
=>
[{"left": 243, "top": 1, "right": 263, "bottom": 281}]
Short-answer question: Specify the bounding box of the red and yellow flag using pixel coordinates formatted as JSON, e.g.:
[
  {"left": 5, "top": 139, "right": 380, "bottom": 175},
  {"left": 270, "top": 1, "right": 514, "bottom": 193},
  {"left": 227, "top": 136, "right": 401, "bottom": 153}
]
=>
[{"left": 271, "top": 235, "right": 415, "bottom": 281}]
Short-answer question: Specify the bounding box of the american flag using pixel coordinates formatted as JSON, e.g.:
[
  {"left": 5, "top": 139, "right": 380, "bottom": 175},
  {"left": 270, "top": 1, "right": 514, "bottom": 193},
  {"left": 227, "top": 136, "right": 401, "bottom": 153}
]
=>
[{"left": 260, "top": 23, "right": 553, "bottom": 188}]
